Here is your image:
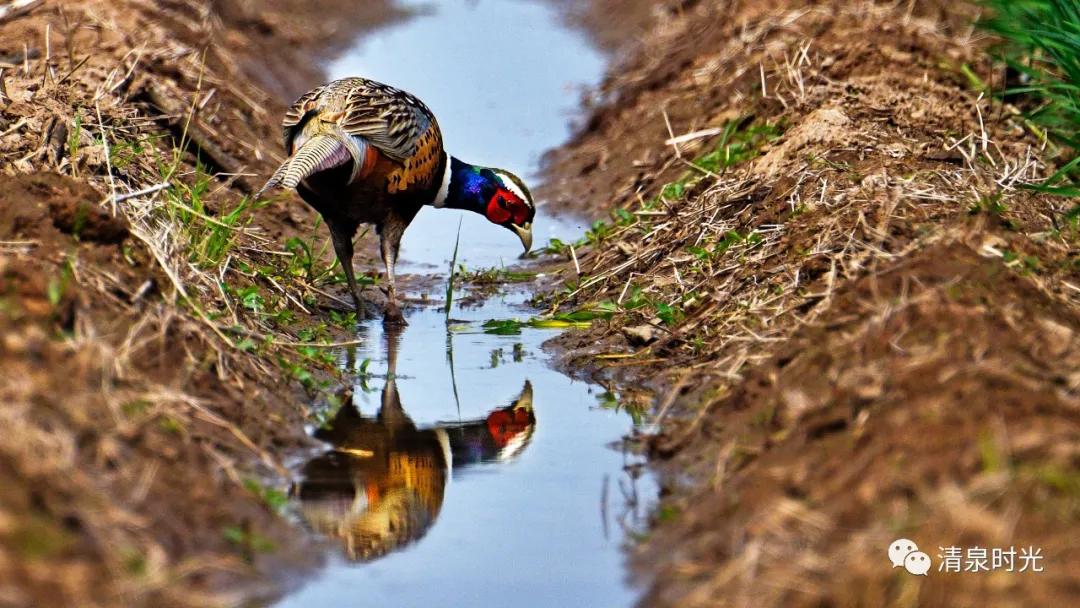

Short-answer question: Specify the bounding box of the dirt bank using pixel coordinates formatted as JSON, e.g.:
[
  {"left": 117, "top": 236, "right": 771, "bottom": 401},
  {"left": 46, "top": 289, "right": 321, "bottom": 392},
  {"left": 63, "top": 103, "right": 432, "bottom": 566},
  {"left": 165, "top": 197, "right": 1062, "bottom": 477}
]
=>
[
  {"left": 540, "top": 0, "right": 1079, "bottom": 606},
  {"left": 0, "top": 1, "right": 405, "bottom": 606}
]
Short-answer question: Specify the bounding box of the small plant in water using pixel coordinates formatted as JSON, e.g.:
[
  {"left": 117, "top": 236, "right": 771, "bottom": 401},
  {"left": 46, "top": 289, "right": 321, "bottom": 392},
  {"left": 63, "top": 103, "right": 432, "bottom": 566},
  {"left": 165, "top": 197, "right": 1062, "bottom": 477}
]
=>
[{"left": 445, "top": 219, "right": 462, "bottom": 321}]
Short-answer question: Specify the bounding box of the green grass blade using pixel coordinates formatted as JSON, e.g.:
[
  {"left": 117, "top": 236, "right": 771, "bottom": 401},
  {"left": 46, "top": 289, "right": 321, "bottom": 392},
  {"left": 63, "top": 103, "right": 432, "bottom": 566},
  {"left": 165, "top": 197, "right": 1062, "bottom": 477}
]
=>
[{"left": 444, "top": 218, "right": 462, "bottom": 321}]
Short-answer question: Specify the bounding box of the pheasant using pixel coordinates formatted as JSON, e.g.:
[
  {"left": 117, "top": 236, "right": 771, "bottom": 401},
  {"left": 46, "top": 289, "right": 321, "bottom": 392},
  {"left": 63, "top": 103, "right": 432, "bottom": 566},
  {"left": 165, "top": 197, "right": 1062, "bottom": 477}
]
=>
[{"left": 257, "top": 77, "right": 536, "bottom": 325}]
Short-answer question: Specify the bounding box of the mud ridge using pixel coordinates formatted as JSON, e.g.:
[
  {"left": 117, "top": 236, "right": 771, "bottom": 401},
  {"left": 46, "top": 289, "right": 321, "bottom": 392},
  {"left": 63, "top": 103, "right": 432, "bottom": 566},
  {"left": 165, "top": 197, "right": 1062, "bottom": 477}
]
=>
[{"left": 539, "top": 1, "right": 1080, "bottom": 606}]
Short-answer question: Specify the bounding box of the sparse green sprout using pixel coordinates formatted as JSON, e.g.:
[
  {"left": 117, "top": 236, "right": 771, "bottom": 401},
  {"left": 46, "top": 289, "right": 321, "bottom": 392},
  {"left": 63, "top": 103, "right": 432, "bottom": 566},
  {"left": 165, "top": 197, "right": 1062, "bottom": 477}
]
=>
[
  {"left": 108, "top": 136, "right": 150, "bottom": 171},
  {"left": 121, "top": 400, "right": 151, "bottom": 418},
  {"left": 597, "top": 391, "right": 648, "bottom": 425},
  {"left": 543, "top": 237, "right": 569, "bottom": 256},
  {"left": 223, "top": 525, "right": 276, "bottom": 555},
  {"left": 660, "top": 181, "right": 686, "bottom": 201},
  {"left": 655, "top": 302, "right": 681, "bottom": 326},
  {"left": 970, "top": 193, "right": 1008, "bottom": 215},
  {"left": 328, "top": 309, "right": 357, "bottom": 328},
  {"left": 233, "top": 285, "right": 264, "bottom": 313},
  {"left": 158, "top": 416, "right": 183, "bottom": 435},
  {"left": 693, "top": 120, "right": 784, "bottom": 173},
  {"left": 242, "top": 479, "right": 289, "bottom": 515},
  {"left": 120, "top": 547, "right": 148, "bottom": 576},
  {"left": 46, "top": 258, "right": 74, "bottom": 308},
  {"left": 584, "top": 219, "right": 613, "bottom": 246},
  {"left": 613, "top": 207, "right": 636, "bottom": 227},
  {"left": 67, "top": 113, "right": 83, "bottom": 173}
]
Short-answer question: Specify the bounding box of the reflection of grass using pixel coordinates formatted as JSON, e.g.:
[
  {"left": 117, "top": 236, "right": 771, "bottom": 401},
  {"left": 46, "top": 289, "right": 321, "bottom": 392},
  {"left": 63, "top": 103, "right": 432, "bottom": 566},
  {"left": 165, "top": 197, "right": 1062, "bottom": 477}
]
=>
[{"left": 598, "top": 391, "right": 648, "bottom": 426}]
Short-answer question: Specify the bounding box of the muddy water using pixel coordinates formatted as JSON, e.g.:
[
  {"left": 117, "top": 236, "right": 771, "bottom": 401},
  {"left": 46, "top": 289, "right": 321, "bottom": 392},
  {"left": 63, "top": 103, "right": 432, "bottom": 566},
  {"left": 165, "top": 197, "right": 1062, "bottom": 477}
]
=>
[{"left": 275, "top": 2, "right": 653, "bottom": 607}]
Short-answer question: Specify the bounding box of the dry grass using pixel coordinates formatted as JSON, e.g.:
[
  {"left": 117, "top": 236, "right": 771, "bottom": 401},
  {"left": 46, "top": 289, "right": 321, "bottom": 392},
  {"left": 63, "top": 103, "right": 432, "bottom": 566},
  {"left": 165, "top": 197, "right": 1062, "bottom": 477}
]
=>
[
  {"left": 541, "top": 1, "right": 1080, "bottom": 606},
  {"left": 0, "top": 1, "right": 374, "bottom": 605}
]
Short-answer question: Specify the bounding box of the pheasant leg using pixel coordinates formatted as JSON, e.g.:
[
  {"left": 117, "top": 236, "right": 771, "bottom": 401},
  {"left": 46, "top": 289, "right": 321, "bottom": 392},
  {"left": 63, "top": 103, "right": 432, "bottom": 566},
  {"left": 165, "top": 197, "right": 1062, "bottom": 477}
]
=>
[
  {"left": 380, "top": 231, "right": 407, "bottom": 326},
  {"left": 328, "top": 222, "right": 365, "bottom": 319}
]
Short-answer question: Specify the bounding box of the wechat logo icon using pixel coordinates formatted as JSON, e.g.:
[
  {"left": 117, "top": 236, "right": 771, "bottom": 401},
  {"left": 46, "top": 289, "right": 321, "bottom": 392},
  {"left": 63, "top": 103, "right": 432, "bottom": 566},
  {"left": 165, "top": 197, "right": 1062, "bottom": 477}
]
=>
[{"left": 889, "top": 538, "right": 931, "bottom": 576}]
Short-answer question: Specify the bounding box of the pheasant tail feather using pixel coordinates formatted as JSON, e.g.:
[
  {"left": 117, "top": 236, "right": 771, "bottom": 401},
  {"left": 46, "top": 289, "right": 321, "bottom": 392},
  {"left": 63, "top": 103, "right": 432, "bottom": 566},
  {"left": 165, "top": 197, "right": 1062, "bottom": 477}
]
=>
[{"left": 256, "top": 135, "right": 355, "bottom": 199}]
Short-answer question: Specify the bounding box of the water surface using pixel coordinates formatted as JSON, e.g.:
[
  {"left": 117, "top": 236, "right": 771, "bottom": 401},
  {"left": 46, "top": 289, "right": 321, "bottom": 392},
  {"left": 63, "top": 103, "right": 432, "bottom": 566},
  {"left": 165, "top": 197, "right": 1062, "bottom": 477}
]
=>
[{"left": 279, "top": 296, "right": 653, "bottom": 607}]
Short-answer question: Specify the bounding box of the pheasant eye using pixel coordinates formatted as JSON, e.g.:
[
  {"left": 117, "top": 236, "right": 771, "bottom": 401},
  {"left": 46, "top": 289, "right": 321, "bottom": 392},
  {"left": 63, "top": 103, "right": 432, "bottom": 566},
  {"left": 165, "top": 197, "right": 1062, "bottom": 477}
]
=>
[{"left": 486, "top": 195, "right": 513, "bottom": 224}]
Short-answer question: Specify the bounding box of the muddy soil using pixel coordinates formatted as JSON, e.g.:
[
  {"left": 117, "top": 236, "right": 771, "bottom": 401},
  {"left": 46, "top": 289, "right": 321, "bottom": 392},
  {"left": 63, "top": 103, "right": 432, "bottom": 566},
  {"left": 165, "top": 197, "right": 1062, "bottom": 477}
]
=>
[
  {"left": 0, "top": 1, "right": 403, "bottom": 606},
  {"left": 539, "top": 0, "right": 1080, "bottom": 606},
  {"left": 0, "top": 170, "right": 320, "bottom": 607}
]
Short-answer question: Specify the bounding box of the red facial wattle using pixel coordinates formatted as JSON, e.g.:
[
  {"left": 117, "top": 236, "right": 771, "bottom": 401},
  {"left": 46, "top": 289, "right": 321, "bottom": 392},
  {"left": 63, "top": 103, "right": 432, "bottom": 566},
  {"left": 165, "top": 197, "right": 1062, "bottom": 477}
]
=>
[
  {"left": 486, "top": 194, "right": 512, "bottom": 224},
  {"left": 486, "top": 188, "right": 529, "bottom": 225}
]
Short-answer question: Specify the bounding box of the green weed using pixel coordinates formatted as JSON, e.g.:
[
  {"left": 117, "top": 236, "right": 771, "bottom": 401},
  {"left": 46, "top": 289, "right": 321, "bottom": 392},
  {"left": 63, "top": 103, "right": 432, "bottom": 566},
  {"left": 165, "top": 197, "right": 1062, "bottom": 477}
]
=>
[
  {"left": 480, "top": 309, "right": 602, "bottom": 335},
  {"left": 980, "top": 0, "right": 1080, "bottom": 198},
  {"left": 445, "top": 219, "right": 462, "bottom": 320},
  {"left": 693, "top": 119, "right": 784, "bottom": 173},
  {"left": 460, "top": 266, "right": 536, "bottom": 284},
  {"left": 222, "top": 525, "right": 276, "bottom": 555},
  {"left": 242, "top": 479, "right": 289, "bottom": 515},
  {"left": 46, "top": 257, "right": 74, "bottom": 308},
  {"left": 542, "top": 237, "right": 570, "bottom": 256}
]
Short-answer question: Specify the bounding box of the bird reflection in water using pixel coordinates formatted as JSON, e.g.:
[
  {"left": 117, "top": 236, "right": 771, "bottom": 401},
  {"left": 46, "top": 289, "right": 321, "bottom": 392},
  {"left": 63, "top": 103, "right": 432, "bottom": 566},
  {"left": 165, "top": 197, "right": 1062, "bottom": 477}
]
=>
[{"left": 293, "top": 329, "right": 536, "bottom": 561}]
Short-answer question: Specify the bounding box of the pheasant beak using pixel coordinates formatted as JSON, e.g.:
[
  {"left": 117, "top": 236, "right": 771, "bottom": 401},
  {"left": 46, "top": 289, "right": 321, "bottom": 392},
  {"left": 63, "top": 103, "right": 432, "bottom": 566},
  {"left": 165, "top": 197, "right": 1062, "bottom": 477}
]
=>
[{"left": 512, "top": 222, "right": 533, "bottom": 253}]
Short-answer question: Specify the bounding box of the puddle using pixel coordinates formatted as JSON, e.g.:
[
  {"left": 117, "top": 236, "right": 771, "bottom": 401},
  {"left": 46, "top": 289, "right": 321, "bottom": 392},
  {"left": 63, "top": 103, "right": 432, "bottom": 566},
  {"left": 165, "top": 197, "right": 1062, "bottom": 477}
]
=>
[
  {"left": 325, "top": 0, "right": 603, "bottom": 272},
  {"left": 276, "top": 1, "right": 654, "bottom": 606},
  {"left": 279, "top": 296, "right": 654, "bottom": 607}
]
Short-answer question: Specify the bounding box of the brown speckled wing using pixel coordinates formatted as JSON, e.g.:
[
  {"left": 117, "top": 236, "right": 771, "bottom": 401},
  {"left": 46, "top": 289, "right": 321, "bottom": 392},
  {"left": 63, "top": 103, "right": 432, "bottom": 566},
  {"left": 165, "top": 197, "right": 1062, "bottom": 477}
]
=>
[
  {"left": 281, "top": 77, "right": 445, "bottom": 195},
  {"left": 334, "top": 78, "right": 439, "bottom": 164}
]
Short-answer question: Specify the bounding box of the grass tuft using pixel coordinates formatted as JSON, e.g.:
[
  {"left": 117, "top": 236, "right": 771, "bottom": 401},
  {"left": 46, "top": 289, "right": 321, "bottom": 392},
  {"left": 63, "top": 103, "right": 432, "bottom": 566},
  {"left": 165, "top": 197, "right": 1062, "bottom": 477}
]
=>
[{"left": 980, "top": 0, "right": 1080, "bottom": 200}]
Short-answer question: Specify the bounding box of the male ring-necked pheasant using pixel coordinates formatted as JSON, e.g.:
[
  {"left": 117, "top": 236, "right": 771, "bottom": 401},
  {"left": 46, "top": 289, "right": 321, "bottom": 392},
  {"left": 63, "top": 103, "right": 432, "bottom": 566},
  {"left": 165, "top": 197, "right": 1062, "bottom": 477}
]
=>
[{"left": 257, "top": 77, "right": 536, "bottom": 325}]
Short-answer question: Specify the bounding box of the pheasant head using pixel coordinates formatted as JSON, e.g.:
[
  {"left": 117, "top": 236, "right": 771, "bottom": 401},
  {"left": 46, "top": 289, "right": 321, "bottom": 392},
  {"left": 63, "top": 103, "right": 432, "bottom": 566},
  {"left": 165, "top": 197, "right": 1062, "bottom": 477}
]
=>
[{"left": 442, "top": 157, "right": 535, "bottom": 252}]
